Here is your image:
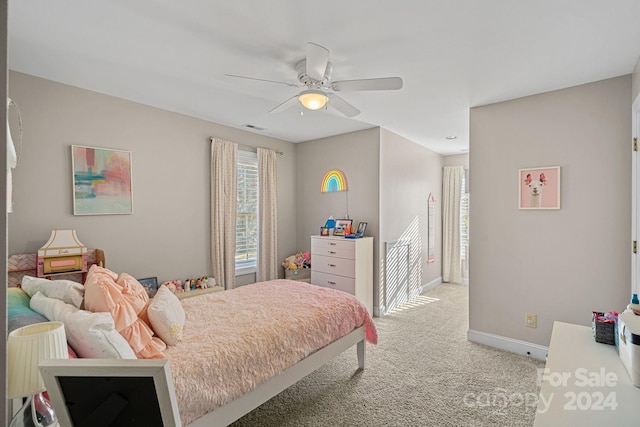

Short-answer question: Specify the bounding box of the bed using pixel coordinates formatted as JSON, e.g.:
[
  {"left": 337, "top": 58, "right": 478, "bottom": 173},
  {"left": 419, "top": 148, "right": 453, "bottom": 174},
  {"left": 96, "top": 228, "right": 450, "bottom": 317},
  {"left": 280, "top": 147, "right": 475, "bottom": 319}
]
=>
[{"left": 8, "top": 273, "right": 377, "bottom": 427}]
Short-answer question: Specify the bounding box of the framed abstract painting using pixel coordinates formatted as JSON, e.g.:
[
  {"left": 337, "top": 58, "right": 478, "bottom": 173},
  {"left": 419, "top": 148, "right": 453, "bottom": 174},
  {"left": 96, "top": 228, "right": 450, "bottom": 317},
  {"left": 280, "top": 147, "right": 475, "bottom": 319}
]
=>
[{"left": 72, "top": 145, "right": 133, "bottom": 215}]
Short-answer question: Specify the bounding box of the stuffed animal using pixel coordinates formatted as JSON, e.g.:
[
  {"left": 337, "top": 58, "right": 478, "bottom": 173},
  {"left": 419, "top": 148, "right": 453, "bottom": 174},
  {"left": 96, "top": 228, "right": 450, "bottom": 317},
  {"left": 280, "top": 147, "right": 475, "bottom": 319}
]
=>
[
  {"left": 282, "top": 255, "right": 298, "bottom": 270},
  {"left": 282, "top": 253, "right": 311, "bottom": 270},
  {"left": 162, "top": 281, "right": 177, "bottom": 293},
  {"left": 174, "top": 280, "right": 184, "bottom": 293},
  {"left": 195, "top": 277, "right": 209, "bottom": 289}
]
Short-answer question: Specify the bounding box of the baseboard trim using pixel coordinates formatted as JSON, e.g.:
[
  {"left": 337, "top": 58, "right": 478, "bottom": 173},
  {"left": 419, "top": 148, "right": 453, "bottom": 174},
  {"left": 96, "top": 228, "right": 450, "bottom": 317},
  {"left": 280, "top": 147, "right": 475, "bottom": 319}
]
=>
[
  {"left": 467, "top": 329, "right": 548, "bottom": 360},
  {"left": 419, "top": 276, "right": 442, "bottom": 294},
  {"left": 373, "top": 306, "right": 383, "bottom": 317}
]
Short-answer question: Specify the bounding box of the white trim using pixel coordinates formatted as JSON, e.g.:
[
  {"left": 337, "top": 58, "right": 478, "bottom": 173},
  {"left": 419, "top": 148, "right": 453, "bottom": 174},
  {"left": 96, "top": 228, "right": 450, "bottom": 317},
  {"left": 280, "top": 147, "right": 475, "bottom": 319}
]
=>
[
  {"left": 235, "top": 265, "right": 256, "bottom": 276},
  {"left": 467, "top": 328, "right": 548, "bottom": 360},
  {"left": 419, "top": 276, "right": 443, "bottom": 294},
  {"left": 632, "top": 94, "right": 640, "bottom": 297}
]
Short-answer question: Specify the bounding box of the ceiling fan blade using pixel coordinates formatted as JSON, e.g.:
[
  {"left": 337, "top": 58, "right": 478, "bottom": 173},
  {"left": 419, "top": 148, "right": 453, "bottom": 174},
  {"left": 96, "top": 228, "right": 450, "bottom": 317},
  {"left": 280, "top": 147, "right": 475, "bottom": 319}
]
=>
[
  {"left": 305, "top": 42, "right": 330, "bottom": 82},
  {"left": 331, "top": 77, "right": 403, "bottom": 92},
  {"left": 269, "top": 95, "right": 299, "bottom": 114},
  {"left": 225, "top": 74, "right": 299, "bottom": 88},
  {"left": 327, "top": 93, "right": 360, "bottom": 117}
]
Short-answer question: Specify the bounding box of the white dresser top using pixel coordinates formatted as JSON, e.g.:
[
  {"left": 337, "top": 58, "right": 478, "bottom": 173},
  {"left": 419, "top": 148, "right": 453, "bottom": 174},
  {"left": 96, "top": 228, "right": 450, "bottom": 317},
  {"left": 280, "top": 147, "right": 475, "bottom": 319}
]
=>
[
  {"left": 311, "top": 235, "right": 373, "bottom": 241},
  {"left": 534, "top": 321, "right": 640, "bottom": 426}
]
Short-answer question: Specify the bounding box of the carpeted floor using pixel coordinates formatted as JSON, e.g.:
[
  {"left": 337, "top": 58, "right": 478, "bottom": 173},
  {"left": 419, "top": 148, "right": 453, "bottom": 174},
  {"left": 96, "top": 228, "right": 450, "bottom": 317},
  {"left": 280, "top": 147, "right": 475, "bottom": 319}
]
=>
[{"left": 230, "top": 283, "right": 545, "bottom": 426}]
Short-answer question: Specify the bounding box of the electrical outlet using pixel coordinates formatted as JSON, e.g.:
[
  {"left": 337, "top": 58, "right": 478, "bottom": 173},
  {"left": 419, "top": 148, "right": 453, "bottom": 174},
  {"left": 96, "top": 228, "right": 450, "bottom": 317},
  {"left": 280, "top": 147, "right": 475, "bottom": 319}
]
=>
[{"left": 525, "top": 313, "right": 537, "bottom": 328}]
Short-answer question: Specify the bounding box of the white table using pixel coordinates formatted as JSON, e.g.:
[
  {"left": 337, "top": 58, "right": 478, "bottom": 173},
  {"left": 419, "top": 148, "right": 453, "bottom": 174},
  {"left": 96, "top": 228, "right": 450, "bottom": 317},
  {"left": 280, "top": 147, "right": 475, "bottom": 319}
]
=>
[{"left": 534, "top": 321, "right": 640, "bottom": 426}]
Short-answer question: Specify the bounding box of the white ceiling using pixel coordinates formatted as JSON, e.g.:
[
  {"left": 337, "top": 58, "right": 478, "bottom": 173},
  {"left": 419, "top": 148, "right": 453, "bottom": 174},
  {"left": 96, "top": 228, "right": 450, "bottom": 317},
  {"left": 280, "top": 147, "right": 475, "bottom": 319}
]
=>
[{"left": 7, "top": 1, "right": 640, "bottom": 155}]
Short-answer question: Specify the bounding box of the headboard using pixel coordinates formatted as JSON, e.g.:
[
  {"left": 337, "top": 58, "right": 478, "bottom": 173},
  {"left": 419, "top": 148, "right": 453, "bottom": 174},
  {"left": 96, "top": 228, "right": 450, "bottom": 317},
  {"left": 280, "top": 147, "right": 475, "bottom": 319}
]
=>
[{"left": 8, "top": 248, "right": 105, "bottom": 286}]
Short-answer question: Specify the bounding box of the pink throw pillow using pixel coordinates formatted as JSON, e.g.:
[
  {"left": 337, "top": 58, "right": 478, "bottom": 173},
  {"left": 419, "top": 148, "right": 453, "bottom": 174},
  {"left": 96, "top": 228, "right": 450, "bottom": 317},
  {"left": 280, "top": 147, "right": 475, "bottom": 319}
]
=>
[{"left": 84, "top": 265, "right": 166, "bottom": 358}]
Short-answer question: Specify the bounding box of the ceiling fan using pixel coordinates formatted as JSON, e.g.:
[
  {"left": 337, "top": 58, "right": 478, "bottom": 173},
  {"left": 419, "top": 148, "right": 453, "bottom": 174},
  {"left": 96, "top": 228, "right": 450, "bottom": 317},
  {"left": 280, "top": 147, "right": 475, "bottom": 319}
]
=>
[{"left": 225, "top": 42, "right": 403, "bottom": 117}]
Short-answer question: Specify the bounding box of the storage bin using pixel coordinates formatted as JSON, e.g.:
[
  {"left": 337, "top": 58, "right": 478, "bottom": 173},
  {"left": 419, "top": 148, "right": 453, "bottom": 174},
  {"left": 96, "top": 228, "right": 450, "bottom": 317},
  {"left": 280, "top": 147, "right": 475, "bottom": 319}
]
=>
[{"left": 592, "top": 311, "right": 616, "bottom": 345}]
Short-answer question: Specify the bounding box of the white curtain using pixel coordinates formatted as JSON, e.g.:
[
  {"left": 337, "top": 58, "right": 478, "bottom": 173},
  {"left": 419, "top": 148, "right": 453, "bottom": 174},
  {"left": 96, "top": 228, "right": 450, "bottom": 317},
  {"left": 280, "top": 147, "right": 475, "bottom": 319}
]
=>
[
  {"left": 256, "top": 148, "right": 278, "bottom": 281},
  {"left": 442, "top": 166, "right": 464, "bottom": 283},
  {"left": 211, "top": 138, "right": 237, "bottom": 290}
]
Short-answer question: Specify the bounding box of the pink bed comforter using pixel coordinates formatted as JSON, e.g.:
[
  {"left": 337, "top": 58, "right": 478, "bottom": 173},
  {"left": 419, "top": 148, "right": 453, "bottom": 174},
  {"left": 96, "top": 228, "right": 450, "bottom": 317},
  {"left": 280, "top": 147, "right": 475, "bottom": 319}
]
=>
[{"left": 164, "top": 279, "right": 377, "bottom": 425}]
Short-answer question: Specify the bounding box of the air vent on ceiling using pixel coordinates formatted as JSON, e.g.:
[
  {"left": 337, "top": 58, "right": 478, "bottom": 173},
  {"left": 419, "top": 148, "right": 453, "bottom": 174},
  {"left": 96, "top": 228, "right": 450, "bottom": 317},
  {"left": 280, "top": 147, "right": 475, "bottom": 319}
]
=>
[{"left": 243, "top": 124, "right": 265, "bottom": 131}]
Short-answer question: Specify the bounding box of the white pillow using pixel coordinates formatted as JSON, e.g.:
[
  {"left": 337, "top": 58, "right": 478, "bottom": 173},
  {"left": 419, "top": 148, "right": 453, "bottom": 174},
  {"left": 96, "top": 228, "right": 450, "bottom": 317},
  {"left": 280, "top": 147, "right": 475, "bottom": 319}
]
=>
[
  {"left": 30, "top": 291, "right": 136, "bottom": 359},
  {"left": 21, "top": 275, "right": 84, "bottom": 308},
  {"left": 147, "top": 285, "right": 185, "bottom": 346}
]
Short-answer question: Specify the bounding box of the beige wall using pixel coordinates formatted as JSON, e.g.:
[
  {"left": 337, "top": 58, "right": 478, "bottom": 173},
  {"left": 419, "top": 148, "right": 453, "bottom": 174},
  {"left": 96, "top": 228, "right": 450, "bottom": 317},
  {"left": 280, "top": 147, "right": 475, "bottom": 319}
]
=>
[
  {"left": 8, "top": 71, "right": 298, "bottom": 284},
  {"left": 633, "top": 57, "right": 640, "bottom": 102},
  {"left": 379, "top": 129, "right": 443, "bottom": 312},
  {"left": 469, "top": 75, "right": 631, "bottom": 347},
  {"left": 444, "top": 153, "right": 469, "bottom": 168},
  {"left": 295, "top": 127, "right": 381, "bottom": 302},
  {"left": 295, "top": 127, "right": 381, "bottom": 246},
  {"left": 296, "top": 127, "right": 443, "bottom": 315}
]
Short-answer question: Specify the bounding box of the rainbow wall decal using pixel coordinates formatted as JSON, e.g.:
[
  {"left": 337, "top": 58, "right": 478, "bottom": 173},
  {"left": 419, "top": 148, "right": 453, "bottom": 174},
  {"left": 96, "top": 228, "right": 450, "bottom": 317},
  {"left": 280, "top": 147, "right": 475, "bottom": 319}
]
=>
[{"left": 321, "top": 169, "right": 348, "bottom": 192}]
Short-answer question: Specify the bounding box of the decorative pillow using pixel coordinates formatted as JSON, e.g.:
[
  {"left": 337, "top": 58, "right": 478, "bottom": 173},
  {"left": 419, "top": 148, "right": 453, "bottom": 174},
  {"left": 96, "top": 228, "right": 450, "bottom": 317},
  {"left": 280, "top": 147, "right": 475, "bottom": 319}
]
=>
[
  {"left": 7, "top": 288, "right": 78, "bottom": 358},
  {"left": 30, "top": 291, "right": 136, "bottom": 359},
  {"left": 83, "top": 265, "right": 166, "bottom": 359},
  {"left": 147, "top": 285, "right": 185, "bottom": 346},
  {"left": 21, "top": 275, "right": 84, "bottom": 308},
  {"left": 116, "top": 272, "right": 152, "bottom": 325},
  {"left": 8, "top": 287, "right": 48, "bottom": 332}
]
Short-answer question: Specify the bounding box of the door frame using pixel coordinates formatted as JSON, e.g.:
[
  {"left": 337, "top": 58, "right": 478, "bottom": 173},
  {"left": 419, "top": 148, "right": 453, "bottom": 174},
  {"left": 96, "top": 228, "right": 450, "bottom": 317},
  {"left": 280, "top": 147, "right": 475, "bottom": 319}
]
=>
[{"left": 632, "top": 94, "right": 640, "bottom": 296}]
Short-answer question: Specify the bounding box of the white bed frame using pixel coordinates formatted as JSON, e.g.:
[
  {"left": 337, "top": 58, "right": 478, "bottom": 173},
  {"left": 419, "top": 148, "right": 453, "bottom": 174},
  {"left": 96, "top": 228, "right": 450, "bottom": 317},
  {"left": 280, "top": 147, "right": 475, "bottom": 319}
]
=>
[{"left": 187, "top": 325, "right": 366, "bottom": 427}]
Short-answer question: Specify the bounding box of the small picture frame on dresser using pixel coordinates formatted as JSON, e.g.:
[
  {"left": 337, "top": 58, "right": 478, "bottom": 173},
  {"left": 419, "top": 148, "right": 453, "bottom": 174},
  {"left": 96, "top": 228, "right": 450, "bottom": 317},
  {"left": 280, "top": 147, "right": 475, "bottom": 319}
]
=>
[
  {"left": 320, "top": 226, "right": 330, "bottom": 236},
  {"left": 355, "top": 222, "right": 367, "bottom": 237},
  {"left": 138, "top": 277, "right": 158, "bottom": 298},
  {"left": 333, "top": 219, "right": 352, "bottom": 236}
]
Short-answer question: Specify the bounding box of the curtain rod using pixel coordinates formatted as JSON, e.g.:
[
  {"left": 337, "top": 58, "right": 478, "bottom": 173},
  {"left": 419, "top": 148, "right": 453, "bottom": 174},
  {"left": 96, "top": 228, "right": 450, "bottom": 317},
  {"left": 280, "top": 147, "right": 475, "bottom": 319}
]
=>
[{"left": 209, "top": 137, "right": 284, "bottom": 155}]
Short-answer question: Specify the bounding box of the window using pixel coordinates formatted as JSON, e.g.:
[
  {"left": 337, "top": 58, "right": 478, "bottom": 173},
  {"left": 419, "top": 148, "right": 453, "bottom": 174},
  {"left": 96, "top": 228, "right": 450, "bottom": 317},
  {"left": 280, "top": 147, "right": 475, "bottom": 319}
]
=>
[
  {"left": 460, "top": 171, "right": 469, "bottom": 261},
  {"left": 236, "top": 151, "right": 258, "bottom": 273}
]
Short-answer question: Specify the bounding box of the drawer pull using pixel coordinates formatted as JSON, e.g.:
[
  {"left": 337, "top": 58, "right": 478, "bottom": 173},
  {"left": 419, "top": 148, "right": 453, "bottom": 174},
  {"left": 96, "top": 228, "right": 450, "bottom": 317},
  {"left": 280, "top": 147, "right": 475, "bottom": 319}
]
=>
[
  {"left": 328, "top": 263, "right": 336, "bottom": 267},
  {"left": 328, "top": 251, "right": 337, "bottom": 254},
  {"left": 329, "top": 242, "right": 337, "bottom": 246},
  {"left": 328, "top": 281, "right": 337, "bottom": 285}
]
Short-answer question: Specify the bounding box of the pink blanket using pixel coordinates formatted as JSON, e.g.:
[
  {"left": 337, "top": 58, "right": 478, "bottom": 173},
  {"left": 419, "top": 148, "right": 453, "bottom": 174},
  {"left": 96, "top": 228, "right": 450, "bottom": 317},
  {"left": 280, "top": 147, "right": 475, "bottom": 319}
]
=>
[{"left": 165, "top": 279, "right": 377, "bottom": 425}]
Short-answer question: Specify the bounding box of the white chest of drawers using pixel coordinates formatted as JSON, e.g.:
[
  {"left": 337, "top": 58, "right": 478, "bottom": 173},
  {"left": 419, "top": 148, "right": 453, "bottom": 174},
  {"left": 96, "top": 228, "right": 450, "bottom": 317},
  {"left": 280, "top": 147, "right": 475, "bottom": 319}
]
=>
[{"left": 310, "top": 235, "right": 373, "bottom": 314}]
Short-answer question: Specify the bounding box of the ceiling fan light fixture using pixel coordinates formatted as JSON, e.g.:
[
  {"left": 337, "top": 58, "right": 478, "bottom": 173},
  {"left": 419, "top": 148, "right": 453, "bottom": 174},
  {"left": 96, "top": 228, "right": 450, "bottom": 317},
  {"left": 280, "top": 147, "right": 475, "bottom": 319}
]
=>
[{"left": 298, "top": 90, "right": 328, "bottom": 110}]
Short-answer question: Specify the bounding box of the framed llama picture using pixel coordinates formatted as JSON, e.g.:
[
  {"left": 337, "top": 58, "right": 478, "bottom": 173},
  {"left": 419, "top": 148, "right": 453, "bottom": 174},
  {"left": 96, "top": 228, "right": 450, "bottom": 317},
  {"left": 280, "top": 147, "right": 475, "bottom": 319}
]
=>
[{"left": 519, "top": 166, "right": 560, "bottom": 210}]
